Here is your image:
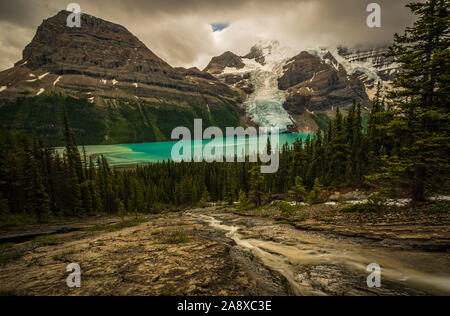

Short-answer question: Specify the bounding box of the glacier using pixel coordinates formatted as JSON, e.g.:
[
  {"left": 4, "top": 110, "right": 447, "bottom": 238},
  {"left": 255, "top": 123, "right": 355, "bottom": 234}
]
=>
[
  {"left": 216, "top": 42, "right": 398, "bottom": 130},
  {"left": 221, "top": 41, "right": 296, "bottom": 132}
]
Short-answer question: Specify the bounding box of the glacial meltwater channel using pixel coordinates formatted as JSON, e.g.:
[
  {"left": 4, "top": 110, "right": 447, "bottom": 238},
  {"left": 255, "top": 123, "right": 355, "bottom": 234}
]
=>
[
  {"left": 61, "top": 133, "right": 311, "bottom": 167},
  {"left": 188, "top": 211, "right": 450, "bottom": 296}
]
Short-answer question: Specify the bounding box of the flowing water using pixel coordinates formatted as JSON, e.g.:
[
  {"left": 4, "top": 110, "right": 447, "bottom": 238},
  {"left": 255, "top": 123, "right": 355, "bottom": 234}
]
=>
[{"left": 188, "top": 211, "right": 450, "bottom": 296}]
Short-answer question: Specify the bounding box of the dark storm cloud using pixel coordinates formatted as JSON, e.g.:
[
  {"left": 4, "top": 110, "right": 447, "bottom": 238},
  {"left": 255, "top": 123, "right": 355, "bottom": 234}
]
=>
[
  {"left": 0, "top": 0, "right": 417, "bottom": 71},
  {"left": 0, "top": 0, "right": 47, "bottom": 25}
]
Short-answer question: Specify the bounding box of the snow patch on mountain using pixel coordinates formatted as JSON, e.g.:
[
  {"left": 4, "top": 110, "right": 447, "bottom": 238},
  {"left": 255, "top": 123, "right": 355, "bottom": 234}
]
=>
[
  {"left": 209, "top": 41, "right": 400, "bottom": 130},
  {"left": 313, "top": 47, "right": 382, "bottom": 81},
  {"left": 311, "top": 46, "right": 399, "bottom": 98},
  {"left": 53, "top": 76, "right": 61, "bottom": 86},
  {"left": 38, "top": 72, "right": 50, "bottom": 80}
]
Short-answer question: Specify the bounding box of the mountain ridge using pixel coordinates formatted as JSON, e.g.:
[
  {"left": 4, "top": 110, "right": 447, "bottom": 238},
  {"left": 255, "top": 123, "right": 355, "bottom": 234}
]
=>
[
  {"left": 0, "top": 12, "right": 400, "bottom": 142},
  {"left": 0, "top": 11, "right": 243, "bottom": 145},
  {"left": 203, "top": 40, "right": 399, "bottom": 133}
]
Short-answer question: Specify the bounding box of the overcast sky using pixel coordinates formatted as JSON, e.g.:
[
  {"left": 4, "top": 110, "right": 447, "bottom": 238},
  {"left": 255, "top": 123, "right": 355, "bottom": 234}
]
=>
[{"left": 0, "top": 0, "right": 417, "bottom": 71}]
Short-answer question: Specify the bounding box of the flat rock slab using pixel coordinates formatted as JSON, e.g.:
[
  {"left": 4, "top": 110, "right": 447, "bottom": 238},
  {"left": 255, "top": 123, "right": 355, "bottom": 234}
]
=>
[{"left": 0, "top": 217, "right": 125, "bottom": 243}]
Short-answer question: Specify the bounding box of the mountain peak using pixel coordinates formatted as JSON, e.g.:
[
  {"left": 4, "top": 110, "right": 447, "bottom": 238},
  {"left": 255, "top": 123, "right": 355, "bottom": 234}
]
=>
[
  {"left": 203, "top": 51, "right": 245, "bottom": 74},
  {"left": 0, "top": 11, "right": 242, "bottom": 145},
  {"left": 18, "top": 10, "right": 181, "bottom": 84},
  {"left": 0, "top": 10, "right": 239, "bottom": 105}
]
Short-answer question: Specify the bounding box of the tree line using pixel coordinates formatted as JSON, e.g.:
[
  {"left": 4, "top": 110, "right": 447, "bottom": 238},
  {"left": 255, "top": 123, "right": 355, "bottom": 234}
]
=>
[
  {"left": 0, "top": 98, "right": 375, "bottom": 221},
  {"left": 0, "top": 0, "right": 448, "bottom": 224}
]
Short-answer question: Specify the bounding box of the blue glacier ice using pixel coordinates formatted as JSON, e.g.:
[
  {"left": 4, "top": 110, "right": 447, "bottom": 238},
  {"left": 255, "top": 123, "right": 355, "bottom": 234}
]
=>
[{"left": 221, "top": 41, "right": 296, "bottom": 131}]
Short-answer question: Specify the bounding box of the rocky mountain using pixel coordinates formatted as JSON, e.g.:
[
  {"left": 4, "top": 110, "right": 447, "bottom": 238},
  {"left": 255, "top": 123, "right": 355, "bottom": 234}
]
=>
[
  {"left": 0, "top": 11, "right": 400, "bottom": 142},
  {"left": 0, "top": 11, "right": 243, "bottom": 145},
  {"left": 204, "top": 41, "right": 296, "bottom": 131},
  {"left": 204, "top": 41, "right": 399, "bottom": 133},
  {"left": 335, "top": 46, "right": 400, "bottom": 97},
  {"left": 280, "top": 51, "right": 369, "bottom": 109},
  {"left": 203, "top": 51, "right": 245, "bottom": 75}
]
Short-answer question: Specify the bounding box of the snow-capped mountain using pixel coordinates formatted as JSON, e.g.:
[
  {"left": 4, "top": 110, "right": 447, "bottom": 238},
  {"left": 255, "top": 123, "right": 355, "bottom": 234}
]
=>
[
  {"left": 329, "top": 46, "right": 399, "bottom": 98},
  {"left": 0, "top": 11, "right": 400, "bottom": 143},
  {"left": 204, "top": 41, "right": 399, "bottom": 133},
  {"left": 214, "top": 41, "right": 296, "bottom": 131}
]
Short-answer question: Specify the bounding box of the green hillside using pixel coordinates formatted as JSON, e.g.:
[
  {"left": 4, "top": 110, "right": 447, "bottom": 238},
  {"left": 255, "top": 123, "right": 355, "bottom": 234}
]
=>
[{"left": 0, "top": 94, "right": 242, "bottom": 146}]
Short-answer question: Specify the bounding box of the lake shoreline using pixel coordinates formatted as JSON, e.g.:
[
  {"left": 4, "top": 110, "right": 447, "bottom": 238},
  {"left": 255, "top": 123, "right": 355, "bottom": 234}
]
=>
[{"left": 56, "top": 133, "right": 313, "bottom": 167}]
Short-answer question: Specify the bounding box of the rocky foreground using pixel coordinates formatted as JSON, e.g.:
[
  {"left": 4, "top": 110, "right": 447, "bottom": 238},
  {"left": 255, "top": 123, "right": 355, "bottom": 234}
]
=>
[{"left": 0, "top": 205, "right": 449, "bottom": 296}]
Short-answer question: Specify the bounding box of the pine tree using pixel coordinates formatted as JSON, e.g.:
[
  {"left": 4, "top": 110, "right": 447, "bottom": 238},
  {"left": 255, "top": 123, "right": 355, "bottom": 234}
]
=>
[
  {"left": 328, "top": 107, "right": 349, "bottom": 185},
  {"left": 62, "top": 107, "right": 84, "bottom": 215},
  {"left": 248, "top": 166, "right": 266, "bottom": 207},
  {"left": 288, "top": 176, "right": 306, "bottom": 202},
  {"left": 0, "top": 192, "right": 8, "bottom": 216},
  {"left": 237, "top": 189, "right": 251, "bottom": 211},
  {"left": 0, "top": 126, "right": 9, "bottom": 216},
  {"left": 24, "top": 146, "right": 51, "bottom": 221},
  {"left": 63, "top": 107, "right": 84, "bottom": 183},
  {"left": 375, "top": 0, "right": 450, "bottom": 201},
  {"left": 367, "top": 82, "right": 384, "bottom": 164},
  {"left": 351, "top": 102, "right": 364, "bottom": 185},
  {"left": 200, "top": 185, "right": 211, "bottom": 204},
  {"left": 307, "top": 178, "right": 323, "bottom": 205},
  {"left": 80, "top": 181, "right": 93, "bottom": 214}
]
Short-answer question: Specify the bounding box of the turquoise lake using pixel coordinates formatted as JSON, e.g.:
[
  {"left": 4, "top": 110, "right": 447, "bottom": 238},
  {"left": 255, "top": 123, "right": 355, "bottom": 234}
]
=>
[{"left": 73, "top": 133, "right": 312, "bottom": 167}]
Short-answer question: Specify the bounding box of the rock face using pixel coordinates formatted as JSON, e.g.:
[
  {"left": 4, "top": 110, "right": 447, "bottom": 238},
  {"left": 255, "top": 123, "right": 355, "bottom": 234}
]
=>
[
  {"left": 335, "top": 46, "right": 400, "bottom": 98},
  {"left": 19, "top": 11, "right": 184, "bottom": 89},
  {"left": 0, "top": 11, "right": 399, "bottom": 140},
  {"left": 204, "top": 40, "right": 401, "bottom": 133},
  {"left": 242, "top": 46, "right": 266, "bottom": 65},
  {"left": 175, "top": 67, "right": 217, "bottom": 81},
  {"left": 205, "top": 41, "right": 297, "bottom": 131},
  {"left": 0, "top": 10, "right": 238, "bottom": 101},
  {"left": 203, "top": 51, "right": 245, "bottom": 74},
  {"left": 279, "top": 51, "right": 370, "bottom": 116},
  {"left": 204, "top": 42, "right": 377, "bottom": 132},
  {"left": 0, "top": 11, "right": 242, "bottom": 145}
]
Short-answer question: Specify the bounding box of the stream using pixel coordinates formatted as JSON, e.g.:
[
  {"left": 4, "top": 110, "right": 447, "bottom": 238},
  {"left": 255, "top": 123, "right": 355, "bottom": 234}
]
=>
[{"left": 187, "top": 211, "right": 450, "bottom": 296}]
